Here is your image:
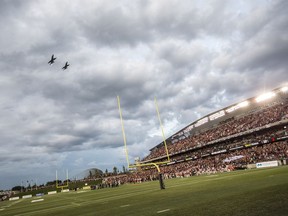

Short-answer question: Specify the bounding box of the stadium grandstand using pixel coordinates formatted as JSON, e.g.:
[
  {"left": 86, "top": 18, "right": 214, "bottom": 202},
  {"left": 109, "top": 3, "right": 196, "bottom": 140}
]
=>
[{"left": 105, "top": 86, "right": 288, "bottom": 184}]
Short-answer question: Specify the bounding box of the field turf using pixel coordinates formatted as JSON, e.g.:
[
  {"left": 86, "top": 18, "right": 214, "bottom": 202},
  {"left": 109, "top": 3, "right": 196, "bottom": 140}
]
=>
[{"left": 1, "top": 166, "right": 288, "bottom": 216}]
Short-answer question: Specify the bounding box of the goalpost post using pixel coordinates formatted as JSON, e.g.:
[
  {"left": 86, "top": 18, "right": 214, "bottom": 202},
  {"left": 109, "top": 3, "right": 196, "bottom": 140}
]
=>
[
  {"left": 154, "top": 96, "right": 170, "bottom": 162},
  {"left": 56, "top": 169, "right": 69, "bottom": 191},
  {"left": 117, "top": 96, "right": 169, "bottom": 189}
]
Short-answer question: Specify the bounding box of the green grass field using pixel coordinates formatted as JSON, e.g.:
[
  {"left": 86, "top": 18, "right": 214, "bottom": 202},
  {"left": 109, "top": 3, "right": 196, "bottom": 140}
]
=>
[{"left": 1, "top": 166, "right": 288, "bottom": 216}]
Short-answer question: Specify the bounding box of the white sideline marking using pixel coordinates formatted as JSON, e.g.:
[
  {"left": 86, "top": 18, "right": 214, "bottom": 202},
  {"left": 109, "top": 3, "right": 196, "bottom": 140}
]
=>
[
  {"left": 77, "top": 190, "right": 88, "bottom": 193},
  {"left": 205, "top": 175, "right": 218, "bottom": 177},
  {"left": 31, "top": 199, "right": 44, "bottom": 203},
  {"left": 0, "top": 208, "right": 4, "bottom": 211},
  {"left": 120, "top": 204, "right": 130, "bottom": 208},
  {"left": 157, "top": 209, "right": 170, "bottom": 213}
]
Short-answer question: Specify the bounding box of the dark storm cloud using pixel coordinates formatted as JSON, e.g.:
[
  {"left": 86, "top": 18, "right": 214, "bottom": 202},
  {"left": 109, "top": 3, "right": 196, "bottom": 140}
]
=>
[
  {"left": 0, "top": 0, "right": 28, "bottom": 16},
  {"left": 232, "top": 1, "right": 288, "bottom": 72},
  {"left": 78, "top": 7, "right": 149, "bottom": 46},
  {"left": 77, "top": 0, "right": 233, "bottom": 47}
]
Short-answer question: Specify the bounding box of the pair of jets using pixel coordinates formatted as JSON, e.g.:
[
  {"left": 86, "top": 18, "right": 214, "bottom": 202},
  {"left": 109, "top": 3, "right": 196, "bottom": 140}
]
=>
[{"left": 48, "top": 54, "right": 70, "bottom": 70}]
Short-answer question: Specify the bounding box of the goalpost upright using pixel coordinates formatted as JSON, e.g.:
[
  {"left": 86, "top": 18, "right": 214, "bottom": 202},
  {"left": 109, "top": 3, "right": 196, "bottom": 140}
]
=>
[
  {"left": 55, "top": 169, "right": 69, "bottom": 191},
  {"left": 154, "top": 96, "right": 170, "bottom": 162},
  {"left": 117, "top": 96, "right": 170, "bottom": 189}
]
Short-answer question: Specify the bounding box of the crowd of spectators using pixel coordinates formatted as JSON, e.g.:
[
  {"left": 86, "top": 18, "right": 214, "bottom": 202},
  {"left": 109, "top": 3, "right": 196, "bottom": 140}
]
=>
[
  {"left": 0, "top": 190, "right": 15, "bottom": 201},
  {"left": 103, "top": 140, "right": 288, "bottom": 185},
  {"left": 144, "top": 99, "right": 288, "bottom": 160}
]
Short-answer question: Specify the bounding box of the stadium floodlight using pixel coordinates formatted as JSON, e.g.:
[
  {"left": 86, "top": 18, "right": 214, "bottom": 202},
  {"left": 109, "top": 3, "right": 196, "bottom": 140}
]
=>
[
  {"left": 255, "top": 92, "right": 276, "bottom": 103},
  {"left": 238, "top": 101, "right": 249, "bottom": 107},
  {"left": 281, "top": 86, "right": 288, "bottom": 92},
  {"left": 209, "top": 110, "right": 225, "bottom": 121},
  {"left": 226, "top": 100, "right": 250, "bottom": 113}
]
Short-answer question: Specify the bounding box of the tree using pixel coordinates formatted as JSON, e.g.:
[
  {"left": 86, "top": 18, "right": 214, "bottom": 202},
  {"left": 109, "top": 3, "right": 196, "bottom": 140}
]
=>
[
  {"left": 113, "top": 166, "right": 118, "bottom": 175},
  {"left": 12, "top": 186, "right": 24, "bottom": 191},
  {"left": 122, "top": 165, "right": 126, "bottom": 173},
  {"left": 46, "top": 180, "right": 61, "bottom": 186}
]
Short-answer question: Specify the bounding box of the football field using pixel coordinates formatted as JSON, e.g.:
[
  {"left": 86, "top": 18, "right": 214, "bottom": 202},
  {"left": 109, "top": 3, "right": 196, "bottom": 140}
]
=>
[{"left": 1, "top": 166, "right": 288, "bottom": 216}]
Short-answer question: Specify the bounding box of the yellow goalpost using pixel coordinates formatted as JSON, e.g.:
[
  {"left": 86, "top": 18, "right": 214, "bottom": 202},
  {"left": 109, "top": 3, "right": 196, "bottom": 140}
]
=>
[
  {"left": 117, "top": 96, "right": 170, "bottom": 189},
  {"left": 55, "top": 170, "right": 69, "bottom": 190}
]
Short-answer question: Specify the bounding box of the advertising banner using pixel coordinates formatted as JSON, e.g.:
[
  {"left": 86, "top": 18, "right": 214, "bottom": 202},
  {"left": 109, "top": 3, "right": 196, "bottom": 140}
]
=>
[{"left": 256, "top": 161, "right": 278, "bottom": 168}]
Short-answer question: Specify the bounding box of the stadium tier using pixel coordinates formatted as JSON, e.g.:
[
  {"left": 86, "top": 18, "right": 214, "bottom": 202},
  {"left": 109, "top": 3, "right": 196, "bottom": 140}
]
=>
[{"left": 143, "top": 86, "right": 288, "bottom": 161}]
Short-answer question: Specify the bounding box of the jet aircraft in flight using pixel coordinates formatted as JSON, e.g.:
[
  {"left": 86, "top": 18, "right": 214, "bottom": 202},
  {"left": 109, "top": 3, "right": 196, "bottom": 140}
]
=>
[
  {"left": 48, "top": 54, "right": 56, "bottom": 65},
  {"left": 62, "top": 62, "right": 70, "bottom": 70}
]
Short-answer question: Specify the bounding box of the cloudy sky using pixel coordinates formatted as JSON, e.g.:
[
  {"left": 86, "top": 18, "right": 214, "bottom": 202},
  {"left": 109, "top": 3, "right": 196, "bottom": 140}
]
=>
[{"left": 0, "top": 0, "right": 287, "bottom": 190}]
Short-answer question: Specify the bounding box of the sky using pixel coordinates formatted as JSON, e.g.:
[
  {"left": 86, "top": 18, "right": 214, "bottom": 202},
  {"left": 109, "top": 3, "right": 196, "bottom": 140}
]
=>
[{"left": 0, "top": 0, "right": 287, "bottom": 190}]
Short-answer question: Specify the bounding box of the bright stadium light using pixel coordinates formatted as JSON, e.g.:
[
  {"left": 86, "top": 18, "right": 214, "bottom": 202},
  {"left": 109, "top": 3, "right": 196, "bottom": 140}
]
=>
[
  {"left": 255, "top": 92, "right": 276, "bottom": 103},
  {"left": 281, "top": 86, "right": 288, "bottom": 92},
  {"left": 238, "top": 101, "right": 249, "bottom": 107},
  {"left": 209, "top": 110, "right": 225, "bottom": 121},
  {"left": 226, "top": 101, "right": 249, "bottom": 113}
]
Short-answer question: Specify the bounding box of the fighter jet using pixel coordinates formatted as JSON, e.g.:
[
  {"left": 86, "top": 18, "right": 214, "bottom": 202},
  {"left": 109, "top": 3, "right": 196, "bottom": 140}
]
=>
[
  {"left": 48, "top": 54, "right": 56, "bottom": 65},
  {"left": 62, "top": 62, "right": 70, "bottom": 70}
]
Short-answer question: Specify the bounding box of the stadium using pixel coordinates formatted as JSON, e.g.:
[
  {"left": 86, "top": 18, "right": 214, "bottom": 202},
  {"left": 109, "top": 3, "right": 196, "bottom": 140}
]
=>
[
  {"left": 1, "top": 85, "right": 288, "bottom": 216},
  {"left": 110, "top": 85, "right": 288, "bottom": 185}
]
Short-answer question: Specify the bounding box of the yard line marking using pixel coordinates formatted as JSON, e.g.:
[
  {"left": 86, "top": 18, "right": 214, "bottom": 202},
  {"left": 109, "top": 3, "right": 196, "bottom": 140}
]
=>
[
  {"left": 120, "top": 204, "right": 130, "bottom": 207},
  {"left": 157, "top": 209, "right": 170, "bottom": 213},
  {"left": 0, "top": 208, "right": 4, "bottom": 211},
  {"left": 71, "top": 202, "right": 81, "bottom": 206},
  {"left": 77, "top": 191, "right": 88, "bottom": 193},
  {"left": 31, "top": 199, "right": 44, "bottom": 203}
]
